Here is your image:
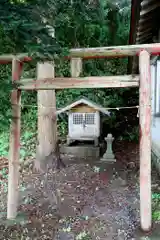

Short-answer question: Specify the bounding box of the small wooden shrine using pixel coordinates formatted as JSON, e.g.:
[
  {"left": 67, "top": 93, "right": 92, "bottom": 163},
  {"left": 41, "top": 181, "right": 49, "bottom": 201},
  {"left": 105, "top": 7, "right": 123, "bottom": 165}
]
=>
[{"left": 57, "top": 97, "right": 110, "bottom": 146}]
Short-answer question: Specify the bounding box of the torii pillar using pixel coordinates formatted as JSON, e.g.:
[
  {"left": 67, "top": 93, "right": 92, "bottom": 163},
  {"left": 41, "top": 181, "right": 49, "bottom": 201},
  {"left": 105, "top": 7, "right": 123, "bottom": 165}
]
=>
[{"left": 139, "top": 50, "right": 152, "bottom": 231}]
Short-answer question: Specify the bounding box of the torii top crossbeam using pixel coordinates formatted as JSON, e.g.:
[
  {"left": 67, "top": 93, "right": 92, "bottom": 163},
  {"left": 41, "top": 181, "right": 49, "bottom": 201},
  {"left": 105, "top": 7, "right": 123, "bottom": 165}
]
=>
[
  {"left": 0, "top": 53, "right": 31, "bottom": 64},
  {"left": 0, "top": 43, "right": 160, "bottom": 64}
]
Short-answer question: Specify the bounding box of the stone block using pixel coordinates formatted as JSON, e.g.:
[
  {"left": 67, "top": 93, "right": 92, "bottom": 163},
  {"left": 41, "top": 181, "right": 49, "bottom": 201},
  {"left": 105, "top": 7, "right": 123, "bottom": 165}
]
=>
[{"left": 60, "top": 145, "right": 100, "bottom": 158}]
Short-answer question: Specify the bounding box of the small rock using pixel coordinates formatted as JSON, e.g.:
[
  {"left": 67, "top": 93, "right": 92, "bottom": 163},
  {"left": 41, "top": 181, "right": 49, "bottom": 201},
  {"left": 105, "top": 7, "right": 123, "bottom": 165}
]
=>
[
  {"left": 54, "top": 231, "right": 74, "bottom": 240},
  {"left": 82, "top": 205, "right": 94, "bottom": 217}
]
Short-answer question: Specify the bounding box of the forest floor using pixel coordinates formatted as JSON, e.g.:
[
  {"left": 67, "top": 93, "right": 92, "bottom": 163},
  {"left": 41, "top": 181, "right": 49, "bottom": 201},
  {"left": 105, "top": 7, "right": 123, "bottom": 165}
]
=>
[{"left": 0, "top": 141, "right": 160, "bottom": 240}]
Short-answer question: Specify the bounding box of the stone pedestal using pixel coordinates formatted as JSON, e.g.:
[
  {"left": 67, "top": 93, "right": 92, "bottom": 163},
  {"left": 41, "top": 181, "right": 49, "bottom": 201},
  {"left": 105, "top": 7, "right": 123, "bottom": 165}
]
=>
[
  {"left": 100, "top": 133, "right": 116, "bottom": 163},
  {"left": 60, "top": 145, "right": 100, "bottom": 158}
]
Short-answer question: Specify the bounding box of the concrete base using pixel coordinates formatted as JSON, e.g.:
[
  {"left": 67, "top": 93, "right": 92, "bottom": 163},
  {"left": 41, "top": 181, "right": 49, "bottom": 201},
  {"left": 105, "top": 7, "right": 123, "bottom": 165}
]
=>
[{"left": 60, "top": 145, "right": 100, "bottom": 158}]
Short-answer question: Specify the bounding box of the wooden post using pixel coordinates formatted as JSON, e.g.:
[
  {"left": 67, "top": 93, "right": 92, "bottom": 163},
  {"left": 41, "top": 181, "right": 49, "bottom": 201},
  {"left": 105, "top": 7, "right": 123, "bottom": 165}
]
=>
[
  {"left": 7, "top": 59, "right": 23, "bottom": 219},
  {"left": 37, "top": 62, "right": 57, "bottom": 160},
  {"left": 139, "top": 50, "right": 152, "bottom": 231},
  {"left": 71, "top": 58, "right": 82, "bottom": 77}
]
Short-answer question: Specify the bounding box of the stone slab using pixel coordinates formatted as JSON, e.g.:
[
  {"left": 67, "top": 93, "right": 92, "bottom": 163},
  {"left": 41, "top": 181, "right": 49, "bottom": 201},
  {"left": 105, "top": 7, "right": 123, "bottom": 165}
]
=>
[
  {"left": 60, "top": 145, "right": 100, "bottom": 158},
  {"left": 100, "top": 158, "right": 116, "bottom": 163}
]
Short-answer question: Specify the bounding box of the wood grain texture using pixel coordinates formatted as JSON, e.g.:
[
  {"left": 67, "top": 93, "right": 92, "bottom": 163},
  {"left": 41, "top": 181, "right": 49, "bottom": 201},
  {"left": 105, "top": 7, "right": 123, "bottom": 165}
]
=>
[
  {"left": 37, "top": 62, "right": 57, "bottom": 161},
  {"left": 19, "top": 75, "right": 139, "bottom": 90},
  {"left": 7, "top": 59, "right": 23, "bottom": 219},
  {"left": 139, "top": 50, "right": 152, "bottom": 231},
  {"left": 69, "top": 43, "right": 160, "bottom": 58},
  {"left": 70, "top": 58, "right": 82, "bottom": 77}
]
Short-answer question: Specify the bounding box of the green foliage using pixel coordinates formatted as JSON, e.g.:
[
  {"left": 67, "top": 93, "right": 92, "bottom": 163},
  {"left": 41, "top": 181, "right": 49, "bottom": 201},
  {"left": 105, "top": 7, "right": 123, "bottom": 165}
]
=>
[
  {"left": 76, "top": 231, "right": 91, "bottom": 240},
  {"left": 0, "top": 132, "right": 9, "bottom": 157},
  {"left": 20, "top": 130, "right": 36, "bottom": 160},
  {"left": 0, "top": 65, "right": 12, "bottom": 129},
  {"left": 0, "top": 0, "right": 61, "bottom": 57},
  {"left": 21, "top": 106, "right": 37, "bottom": 131},
  {"left": 152, "top": 193, "right": 160, "bottom": 221},
  {"left": 0, "top": 0, "right": 139, "bottom": 150},
  {"left": 53, "top": 0, "right": 138, "bottom": 141},
  {"left": 0, "top": 0, "right": 61, "bottom": 129},
  {"left": 0, "top": 129, "right": 36, "bottom": 161},
  {"left": 58, "top": 119, "right": 68, "bottom": 137}
]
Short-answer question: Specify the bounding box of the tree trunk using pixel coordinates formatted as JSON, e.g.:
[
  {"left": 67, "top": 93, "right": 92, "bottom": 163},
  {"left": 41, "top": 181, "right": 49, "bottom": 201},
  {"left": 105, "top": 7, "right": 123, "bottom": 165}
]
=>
[{"left": 37, "top": 62, "right": 57, "bottom": 163}]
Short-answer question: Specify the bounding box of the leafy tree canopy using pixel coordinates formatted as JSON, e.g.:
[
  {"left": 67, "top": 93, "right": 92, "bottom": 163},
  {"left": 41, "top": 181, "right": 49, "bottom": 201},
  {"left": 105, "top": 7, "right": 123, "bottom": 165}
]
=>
[{"left": 0, "top": 0, "right": 139, "bottom": 141}]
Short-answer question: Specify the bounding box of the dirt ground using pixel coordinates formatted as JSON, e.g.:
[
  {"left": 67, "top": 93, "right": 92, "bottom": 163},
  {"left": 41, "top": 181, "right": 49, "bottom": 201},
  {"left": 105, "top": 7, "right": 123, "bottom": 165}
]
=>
[{"left": 0, "top": 141, "right": 160, "bottom": 240}]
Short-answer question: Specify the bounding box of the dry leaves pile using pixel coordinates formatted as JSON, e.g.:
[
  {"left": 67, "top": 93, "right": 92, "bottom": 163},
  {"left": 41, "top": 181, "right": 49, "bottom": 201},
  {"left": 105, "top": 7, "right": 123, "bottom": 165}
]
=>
[{"left": 0, "top": 141, "right": 160, "bottom": 239}]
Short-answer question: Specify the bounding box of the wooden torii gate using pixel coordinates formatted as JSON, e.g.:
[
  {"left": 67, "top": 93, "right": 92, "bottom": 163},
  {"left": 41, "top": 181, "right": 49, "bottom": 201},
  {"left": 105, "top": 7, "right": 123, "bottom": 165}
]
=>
[{"left": 2, "top": 43, "right": 160, "bottom": 232}]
